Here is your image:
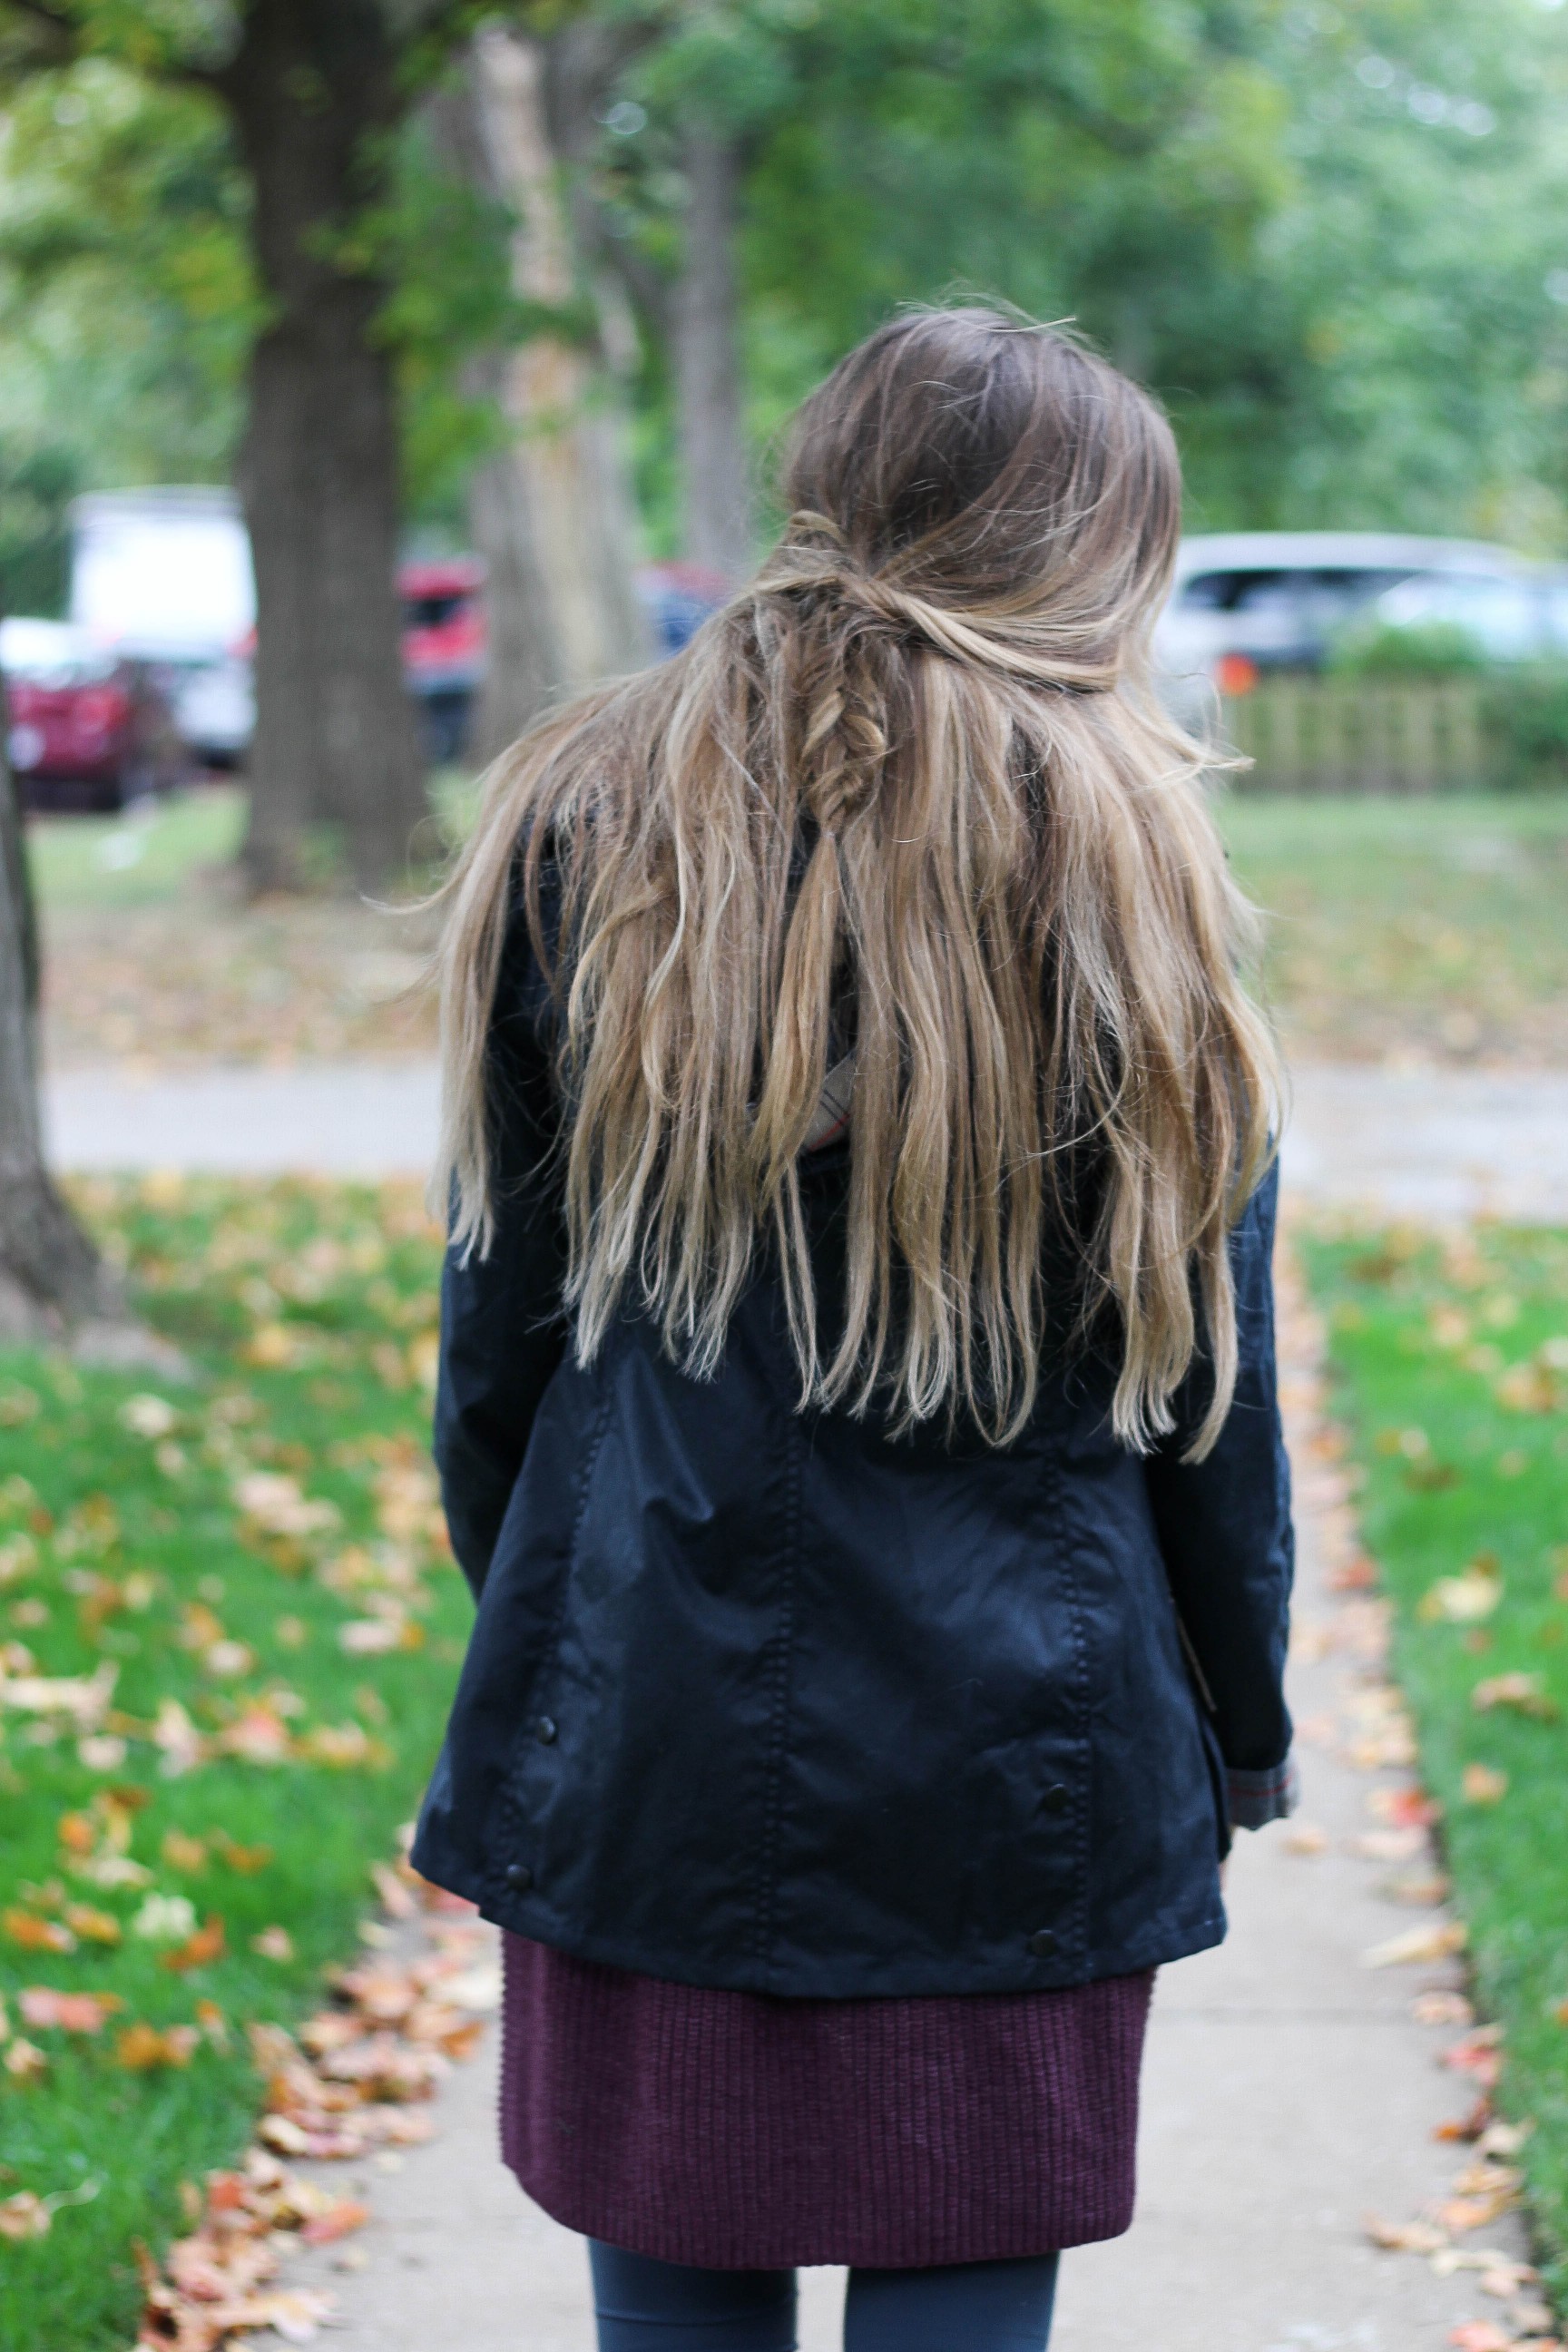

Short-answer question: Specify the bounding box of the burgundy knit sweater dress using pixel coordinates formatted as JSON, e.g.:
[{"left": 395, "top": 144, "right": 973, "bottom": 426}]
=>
[{"left": 499, "top": 1934, "right": 1153, "bottom": 2270}]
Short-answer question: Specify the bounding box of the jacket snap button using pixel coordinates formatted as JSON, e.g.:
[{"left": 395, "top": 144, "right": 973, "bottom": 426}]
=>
[
  {"left": 1029, "top": 1928, "right": 1058, "bottom": 1959},
  {"left": 1043, "top": 1784, "right": 1070, "bottom": 1815},
  {"left": 534, "top": 1716, "right": 557, "bottom": 1745},
  {"left": 505, "top": 1862, "right": 534, "bottom": 1891}
]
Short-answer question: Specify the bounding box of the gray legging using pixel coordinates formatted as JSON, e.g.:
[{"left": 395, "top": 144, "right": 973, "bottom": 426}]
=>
[{"left": 588, "top": 2240, "right": 1059, "bottom": 2351}]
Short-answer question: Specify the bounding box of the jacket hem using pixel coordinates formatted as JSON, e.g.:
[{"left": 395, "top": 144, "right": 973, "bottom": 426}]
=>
[{"left": 411, "top": 1830, "right": 1226, "bottom": 1997}]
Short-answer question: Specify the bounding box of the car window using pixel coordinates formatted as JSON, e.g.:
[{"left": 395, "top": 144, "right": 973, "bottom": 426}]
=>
[
  {"left": 1380, "top": 574, "right": 1540, "bottom": 657},
  {"left": 404, "top": 593, "right": 469, "bottom": 630},
  {"left": 1179, "top": 564, "right": 1409, "bottom": 615}
]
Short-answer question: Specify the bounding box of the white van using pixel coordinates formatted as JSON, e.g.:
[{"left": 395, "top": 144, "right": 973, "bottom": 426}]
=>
[
  {"left": 69, "top": 486, "right": 256, "bottom": 765},
  {"left": 1152, "top": 530, "right": 1540, "bottom": 706}
]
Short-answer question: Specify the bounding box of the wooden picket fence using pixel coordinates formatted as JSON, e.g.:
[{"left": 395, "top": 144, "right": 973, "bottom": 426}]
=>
[{"left": 1220, "top": 677, "right": 1489, "bottom": 794}]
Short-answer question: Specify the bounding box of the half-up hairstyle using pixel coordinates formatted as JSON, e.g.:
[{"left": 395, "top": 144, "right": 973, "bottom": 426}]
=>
[{"left": 434, "top": 305, "right": 1280, "bottom": 1456}]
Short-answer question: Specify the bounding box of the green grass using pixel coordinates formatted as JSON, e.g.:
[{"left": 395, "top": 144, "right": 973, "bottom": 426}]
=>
[
  {"left": 0, "top": 1178, "right": 461, "bottom": 2350},
  {"left": 24, "top": 787, "right": 249, "bottom": 912},
  {"left": 1221, "top": 792, "right": 1568, "bottom": 1063},
  {"left": 1301, "top": 1220, "right": 1568, "bottom": 2296},
  {"left": 25, "top": 772, "right": 474, "bottom": 918}
]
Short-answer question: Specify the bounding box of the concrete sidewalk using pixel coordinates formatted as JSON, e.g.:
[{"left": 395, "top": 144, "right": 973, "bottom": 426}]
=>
[
  {"left": 47, "top": 1056, "right": 1555, "bottom": 2344},
  {"left": 274, "top": 1288, "right": 1532, "bottom": 2352},
  {"left": 44, "top": 1054, "right": 1568, "bottom": 1221}
]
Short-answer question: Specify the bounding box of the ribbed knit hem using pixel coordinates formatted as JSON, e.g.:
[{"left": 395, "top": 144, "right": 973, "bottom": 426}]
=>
[{"left": 498, "top": 1933, "right": 1153, "bottom": 2270}]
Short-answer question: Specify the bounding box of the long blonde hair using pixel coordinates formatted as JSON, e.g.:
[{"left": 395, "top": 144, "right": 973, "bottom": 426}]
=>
[{"left": 435, "top": 307, "right": 1279, "bottom": 1455}]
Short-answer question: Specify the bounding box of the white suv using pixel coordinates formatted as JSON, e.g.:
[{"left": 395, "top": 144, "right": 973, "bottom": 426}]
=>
[{"left": 1152, "top": 531, "right": 1541, "bottom": 710}]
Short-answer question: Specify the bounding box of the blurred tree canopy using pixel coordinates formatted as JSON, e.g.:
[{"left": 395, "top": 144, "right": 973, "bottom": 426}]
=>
[{"left": 0, "top": 0, "right": 1563, "bottom": 597}]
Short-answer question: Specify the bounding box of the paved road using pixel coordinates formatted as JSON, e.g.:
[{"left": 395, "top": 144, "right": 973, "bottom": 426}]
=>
[{"left": 44, "top": 1055, "right": 1568, "bottom": 1221}]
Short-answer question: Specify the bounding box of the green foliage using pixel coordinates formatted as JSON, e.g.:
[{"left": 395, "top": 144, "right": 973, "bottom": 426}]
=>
[
  {"left": 0, "top": 437, "right": 81, "bottom": 617},
  {"left": 0, "top": 1175, "right": 457, "bottom": 2352},
  {"left": 0, "top": 58, "right": 250, "bottom": 505},
  {"left": 584, "top": 0, "right": 1568, "bottom": 546},
  {"left": 1483, "top": 665, "right": 1568, "bottom": 792},
  {"left": 1328, "top": 622, "right": 1490, "bottom": 679},
  {"left": 1302, "top": 1222, "right": 1568, "bottom": 2300}
]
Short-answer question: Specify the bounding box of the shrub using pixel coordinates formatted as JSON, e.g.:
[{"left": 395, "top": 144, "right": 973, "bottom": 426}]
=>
[
  {"left": 1483, "top": 663, "right": 1568, "bottom": 789},
  {"left": 1328, "top": 620, "right": 1489, "bottom": 679}
]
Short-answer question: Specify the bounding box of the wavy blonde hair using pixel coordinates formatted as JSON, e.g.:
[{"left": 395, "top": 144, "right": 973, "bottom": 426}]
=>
[{"left": 435, "top": 307, "right": 1279, "bottom": 1455}]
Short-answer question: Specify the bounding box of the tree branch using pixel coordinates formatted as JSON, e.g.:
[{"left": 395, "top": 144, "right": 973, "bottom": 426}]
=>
[{"left": 0, "top": 0, "right": 78, "bottom": 58}]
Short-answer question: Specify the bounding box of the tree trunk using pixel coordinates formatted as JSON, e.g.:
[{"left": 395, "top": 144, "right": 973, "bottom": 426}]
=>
[
  {"left": 675, "top": 131, "right": 750, "bottom": 582},
  {"left": 225, "top": 0, "right": 428, "bottom": 893},
  {"left": 0, "top": 740, "right": 113, "bottom": 1340},
  {"left": 460, "top": 26, "right": 652, "bottom": 766}
]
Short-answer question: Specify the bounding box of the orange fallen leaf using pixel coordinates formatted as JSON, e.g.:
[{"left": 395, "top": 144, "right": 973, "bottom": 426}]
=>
[
  {"left": 114, "top": 2022, "right": 200, "bottom": 2071},
  {"left": 300, "top": 2197, "right": 369, "bottom": 2246},
  {"left": 1461, "top": 1763, "right": 1509, "bottom": 1806},
  {"left": 1450, "top": 2325, "right": 1513, "bottom": 2352},
  {"left": 56, "top": 1810, "right": 96, "bottom": 1857},
  {"left": 5, "top": 1908, "right": 74, "bottom": 1954},
  {"left": 212, "top": 1834, "right": 273, "bottom": 1874},
  {"left": 63, "top": 1904, "right": 122, "bottom": 1945},
  {"left": 1367, "top": 1787, "right": 1442, "bottom": 1828},
  {"left": 161, "top": 1915, "right": 226, "bottom": 1974},
  {"left": 19, "top": 1986, "right": 124, "bottom": 2034},
  {"left": 161, "top": 1831, "right": 209, "bottom": 1874}
]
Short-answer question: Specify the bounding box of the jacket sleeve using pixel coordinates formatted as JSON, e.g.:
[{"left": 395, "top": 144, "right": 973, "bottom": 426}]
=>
[
  {"left": 434, "top": 887, "right": 571, "bottom": 1602},
  {"left": 1142, "top": 1158, "right": 1296, "bottom": 1831}
]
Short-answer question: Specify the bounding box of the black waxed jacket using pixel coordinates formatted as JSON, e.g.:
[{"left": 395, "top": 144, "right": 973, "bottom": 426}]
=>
[{"left": 410, "top": 900, "right": 1295, "bottom": 1998}]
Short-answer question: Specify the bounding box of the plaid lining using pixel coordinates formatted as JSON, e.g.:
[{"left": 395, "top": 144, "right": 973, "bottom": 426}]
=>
[{"left": 1226, "top": 1754, "right": 1298, "bottom": 1832}]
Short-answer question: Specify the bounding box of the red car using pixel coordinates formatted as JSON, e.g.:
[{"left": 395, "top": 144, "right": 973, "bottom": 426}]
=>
[
  {"left": 2, "top": 619, "right": 184, "bottom": 810},
  {"left": 401, "top": 557, "right": 485, "bottom": 763}
]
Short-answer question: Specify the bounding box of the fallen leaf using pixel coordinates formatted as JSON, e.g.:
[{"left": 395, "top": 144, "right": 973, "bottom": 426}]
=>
[
  {"left": 216, "top": 1704, "right": 292, "bottom": 1765},
  {"left": 299, "top": 2198, "right": 369, "bottom": 2247},
  {"left": 1357, "top": 1828, "right": 1429, "bottom": 1863},
  {"left": 1449, "top": 2325, "right": 1513, "bottom": 2352},
  {"left": 114, "top": 2022, "right": 200, "bottom": 2071},
  {"left": 1418, "top": 1561, "right": 1503, "bottom": 1624},
  {"left": 134, "top": 1893, "right": 198, "bottom": 1944},
  {"left": 120, "top": 1394, "right": 178, "bottom": 1439},
  {"left": 19, "top": 1987, "right": 124, "bottom": 2034},
  {"left": 0, "top": 2191, "right": 50, "bottom": 2240},
  {"left": 1283, "top": 1822, "right": 1330, "bottom": 1856},
  {"left": 1472, "top": 1671, "right": 1559, "bottom": 1721},
  {"left": 1462, "top": 1763, "right": 1510, "bottom": 1806},
  {"left": 4, "top": 1908, "right": 74, "bottom": 1954},
  {"left": 368, "top": 1862, "right": 416, "bottom": 1919},
  {"left": 63, "top": 1904, "right": 122, "bottom": 1945},
  {"left": 1414, "top": 1990, "right": 1476, "bottom": 2028},
  {"left": 252, "top": 1926, "right": 294, "bottom": 1962},
  {"left": 162, "top": 1915, "right": 226, "bottom": 1973},
  {"left": 207, "top": 1834, "right": 271, "bottom": 1877},
  {"left": 1367, "top": 1787, "right": 1442, "bottom": 1828},
  {"left": 1365, "top": 2213, "right": 1447, "bottom": 2253},
  {"left": 4, "top": 2037, "right": 47, "bottom": 2082},
  {"left": 1363, "top": 1922, "right": 1467, "bottom": 1969},
  {"left": 162, "top": 1831, "right": 209, "bottom": 1874}
]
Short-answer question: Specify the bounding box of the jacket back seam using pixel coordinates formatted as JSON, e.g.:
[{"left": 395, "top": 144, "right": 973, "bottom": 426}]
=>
[{"left": 751, "top": 1406, "right": 803, "bottom": 1987}]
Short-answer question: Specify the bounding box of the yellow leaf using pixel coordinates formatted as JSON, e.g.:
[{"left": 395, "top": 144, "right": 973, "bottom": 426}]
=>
[
  {"left": 62, "top": 1905, "right": 121, "bottom": 1946},
  {"left": 1362, "top": 1922, "right": 1467, "bottom": 1969},
  {"left": 1462, "top": 1762, "right": 1509, "bottom": 1806}
]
